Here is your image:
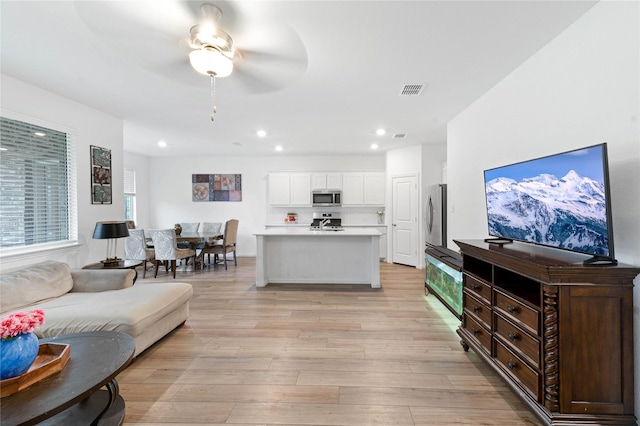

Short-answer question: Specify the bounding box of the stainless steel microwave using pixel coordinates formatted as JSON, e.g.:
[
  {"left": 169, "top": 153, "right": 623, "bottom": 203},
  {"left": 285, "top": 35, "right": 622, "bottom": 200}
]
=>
[{"left": 312, "top": 190, "right": 341, "bottom": 207}]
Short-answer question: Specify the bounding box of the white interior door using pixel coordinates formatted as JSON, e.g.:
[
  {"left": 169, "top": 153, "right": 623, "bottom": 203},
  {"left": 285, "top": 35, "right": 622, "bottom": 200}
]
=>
[{"left": 392, "top": 175, "right": 418, "bottom": 266}]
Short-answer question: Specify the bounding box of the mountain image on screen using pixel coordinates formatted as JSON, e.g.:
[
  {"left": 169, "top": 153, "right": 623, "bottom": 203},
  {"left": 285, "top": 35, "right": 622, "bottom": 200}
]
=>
[{"left": 485, "top": 170, "right": 609, "bottom": 255}]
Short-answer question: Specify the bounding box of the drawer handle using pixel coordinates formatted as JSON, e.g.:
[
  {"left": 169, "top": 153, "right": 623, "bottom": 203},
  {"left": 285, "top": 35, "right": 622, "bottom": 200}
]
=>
[
  {"left": 472, "top": 306, "right": 480, "bottom": 312},
  {"left": 507, "top": 305, "right": 518, "bottom": 314},
  {"left": 507, "top": 360, "right": 516, "bottom": 370},
  {"left": 507, "top": 332, "right": 518, "bottom": 341},
  {"left": 472, "top": 284, "right": 480, "bottom": 291},
  {"left": 472, "top": 328, "right": 479, "bottom": 336}
]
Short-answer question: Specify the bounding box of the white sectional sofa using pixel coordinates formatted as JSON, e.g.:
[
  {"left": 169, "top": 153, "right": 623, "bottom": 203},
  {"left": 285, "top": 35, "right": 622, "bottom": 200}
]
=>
[{"left": 0, "top": 261, "right": 193, "bottom": 356}]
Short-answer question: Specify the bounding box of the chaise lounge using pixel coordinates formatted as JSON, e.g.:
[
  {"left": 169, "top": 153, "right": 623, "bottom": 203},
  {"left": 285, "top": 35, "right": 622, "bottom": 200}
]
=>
[{"left": 0, "top": 260, "right": 193, "bottom": 356}]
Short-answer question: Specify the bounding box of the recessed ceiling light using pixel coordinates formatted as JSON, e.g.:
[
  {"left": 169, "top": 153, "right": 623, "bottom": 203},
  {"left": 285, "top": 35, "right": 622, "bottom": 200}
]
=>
[
  {"left": 34, "top": 132, "right": 46, "bottom": 137},
  {"left": 370, "top": 143, "right": 379, "bottom": 150},
  {"left": 158, "top": 141, "right": 167, "bottom": 148},
  {"left": 376, "top": 129, "right": 386, "bottom": 136},
  {"left": 257, "top": 130, "right": 267, "bottom": 137},
  {"left": 275, "top": 145, "right": 283, "bottom": 152}
]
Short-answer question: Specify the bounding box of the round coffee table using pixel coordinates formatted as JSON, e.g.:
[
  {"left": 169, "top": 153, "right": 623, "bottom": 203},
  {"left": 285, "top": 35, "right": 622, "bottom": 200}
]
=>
[{"left": 0, "top": 331, "right": 135, "bottom": 426}]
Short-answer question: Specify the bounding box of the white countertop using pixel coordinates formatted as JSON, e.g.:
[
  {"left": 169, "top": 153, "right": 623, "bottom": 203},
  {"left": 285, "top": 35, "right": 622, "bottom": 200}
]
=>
[{"left": 255, "top": 227, "right": 381, "bottom": 236}]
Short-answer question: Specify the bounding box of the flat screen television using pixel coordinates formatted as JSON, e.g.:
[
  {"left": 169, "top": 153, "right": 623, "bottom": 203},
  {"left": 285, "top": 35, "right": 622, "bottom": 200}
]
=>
[{"left": 483, "top": 143, "right": 616, "bottom": 265}]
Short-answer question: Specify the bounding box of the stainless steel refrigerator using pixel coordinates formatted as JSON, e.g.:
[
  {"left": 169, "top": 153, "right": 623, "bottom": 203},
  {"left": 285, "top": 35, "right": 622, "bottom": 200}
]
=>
[{"left": 425, "top": 184, "right": 447, "bottom": 247}]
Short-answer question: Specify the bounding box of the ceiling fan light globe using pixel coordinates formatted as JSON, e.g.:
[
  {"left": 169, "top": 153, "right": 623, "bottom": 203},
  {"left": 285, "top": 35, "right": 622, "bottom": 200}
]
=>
[{"left": 189, "top": 49, "right": 233, "bottom": 77}]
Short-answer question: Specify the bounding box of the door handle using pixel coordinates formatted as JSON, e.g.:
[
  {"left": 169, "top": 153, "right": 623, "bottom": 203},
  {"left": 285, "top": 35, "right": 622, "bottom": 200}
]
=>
[
  {"left": 428, "top": 196, "right": 434, "bottom": 232},
  {"left": 392, "top": 224, "right": 397, "bottom": 226}
]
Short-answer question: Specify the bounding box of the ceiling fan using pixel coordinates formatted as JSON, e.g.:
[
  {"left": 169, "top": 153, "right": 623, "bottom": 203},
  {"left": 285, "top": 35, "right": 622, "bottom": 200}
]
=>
[
  {"left": 73, "top": 1, "right": 308, "bottom": 118},
  {"left": 187, "top": 4, "right": 242, "bottom": 120}
]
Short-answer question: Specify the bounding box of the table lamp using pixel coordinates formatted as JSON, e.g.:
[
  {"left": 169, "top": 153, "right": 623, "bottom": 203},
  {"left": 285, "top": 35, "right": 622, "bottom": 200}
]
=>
[{"left": 92, "top": 221, "right": 130, "bottom": 265}]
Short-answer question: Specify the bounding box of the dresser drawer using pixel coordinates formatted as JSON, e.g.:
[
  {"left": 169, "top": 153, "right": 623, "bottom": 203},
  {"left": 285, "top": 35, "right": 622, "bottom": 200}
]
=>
[
  {"left": 464, "top": 275, "right": 491, "bottom": 304},
  {"left": 494, "top": 290, "right": 540, "bottom": 335},
  {"left": 494, "top": 314, "right": 540, "bottom": 369},
  {"left": 462, "top": 314, "right": 491, "bottom": 355},
  {"left": 464, "top": 293, "right": 491, "bottom": 328},
  {"left": 495, "top": 339, "right": 540, "bottom": 401}
]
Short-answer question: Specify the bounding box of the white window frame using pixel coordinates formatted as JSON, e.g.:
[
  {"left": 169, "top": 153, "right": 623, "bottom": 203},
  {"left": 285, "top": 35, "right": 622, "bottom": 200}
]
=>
[
  {"left": 0, "top": 111, "right": 78, "bottom": 259},
  {"left": 124, "top": 168, "right": 136, "bottom": 224}
]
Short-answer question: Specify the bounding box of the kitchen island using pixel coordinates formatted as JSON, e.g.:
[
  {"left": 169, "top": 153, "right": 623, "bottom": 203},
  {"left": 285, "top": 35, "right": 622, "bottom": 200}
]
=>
[{"left": 254, "top": 227, "right": 381, "bottom": 288}]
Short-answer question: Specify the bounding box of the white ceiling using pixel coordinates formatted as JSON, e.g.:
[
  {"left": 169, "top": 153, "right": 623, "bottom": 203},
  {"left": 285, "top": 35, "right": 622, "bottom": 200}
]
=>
[{"left": 1, "top": 1, "right": 598, "bottom": 157}]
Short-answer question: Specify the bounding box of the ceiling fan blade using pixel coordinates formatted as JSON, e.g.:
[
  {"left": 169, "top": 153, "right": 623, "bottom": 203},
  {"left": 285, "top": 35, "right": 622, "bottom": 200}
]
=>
[
  {"left": 232, "top": 51, "right": 307, "bottom": 94},
  {"left": 74, "top": 1, "right": 195, "bottom": 38},
  {"left": 231, "top": 21, "right": 308, "bottom": 94}
]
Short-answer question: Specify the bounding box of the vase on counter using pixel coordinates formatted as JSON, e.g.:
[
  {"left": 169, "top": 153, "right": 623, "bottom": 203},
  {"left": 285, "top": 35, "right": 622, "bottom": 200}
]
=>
[
  {"left": 0, "top": 332, "right": 39, "bottom": 380},
  {"left": 174, "top": 224, "right": 182, "bottom": 236}
]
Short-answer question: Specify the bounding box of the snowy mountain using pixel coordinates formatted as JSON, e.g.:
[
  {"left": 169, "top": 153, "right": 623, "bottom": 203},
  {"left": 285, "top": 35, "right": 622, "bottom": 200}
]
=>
[{"left": 485, "top": 170, "right": 610, "bottom": 255}]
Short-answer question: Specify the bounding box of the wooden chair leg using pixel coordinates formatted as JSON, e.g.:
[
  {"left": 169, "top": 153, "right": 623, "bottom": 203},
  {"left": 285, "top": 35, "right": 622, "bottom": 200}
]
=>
[
  {"left": 171, "top": 260, "right": 177, "bottom": 279},
  {"left": 142, "top": 260, "right": 147, "bottom": 278},
  {"left": 154, "top": 260, "right": 160, "bottom": 278},
  {"left": 233, "top": 249, "right": 237, "bottom": 266},
  {"left": 223, "top": 251, "right": 227, "bottom": 270}
]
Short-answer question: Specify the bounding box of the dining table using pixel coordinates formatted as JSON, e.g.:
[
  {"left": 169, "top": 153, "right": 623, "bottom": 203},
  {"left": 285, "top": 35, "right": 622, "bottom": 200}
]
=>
[{"left": 176, "top": 232, "right": 223, "bottom": 269}]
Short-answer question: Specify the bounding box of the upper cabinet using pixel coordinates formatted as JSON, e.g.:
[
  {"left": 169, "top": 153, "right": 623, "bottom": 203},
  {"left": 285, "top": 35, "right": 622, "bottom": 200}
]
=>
[
  {"left": 290, "top": 173, "right": 311, "bottom": 205},
  {"left": 342, "top": 172, "right": 385, "bottom": 206},
  {"left": 311, "top": 173, "right": 342, "bottom": 190},
  {"left": 268, "top": 173, "right": 311, "bottom": 206},
  {"left": 269, "top": 171, "right": 383, "bottom": 207},
  {"left": 363, "top": 173, "right": 385, "bottom": 205}
]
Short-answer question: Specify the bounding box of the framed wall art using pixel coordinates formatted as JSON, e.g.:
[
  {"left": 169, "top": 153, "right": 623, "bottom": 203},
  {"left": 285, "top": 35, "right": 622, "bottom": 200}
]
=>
[
  {"left": 192, "top": 174, "right": 242, "bottom": 202},
  {"left": 90, "top": 145, "right": 112, "bottom": 204}
]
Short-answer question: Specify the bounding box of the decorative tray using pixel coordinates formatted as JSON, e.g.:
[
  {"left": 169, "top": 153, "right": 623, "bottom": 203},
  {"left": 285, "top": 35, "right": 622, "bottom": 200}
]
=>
[{"left": 0, "top": 343, "right": 70, "bottom": 397}]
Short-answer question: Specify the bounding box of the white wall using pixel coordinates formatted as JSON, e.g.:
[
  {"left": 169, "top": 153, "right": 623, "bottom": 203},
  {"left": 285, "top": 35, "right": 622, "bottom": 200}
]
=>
[
  {"left": 143, "top": 155, "right": 385, "bottom": 257},
  {"left": 386, "top": 144, "right": 447, "bottom": 267},
  {"left": 447, "top": 0, "right": 640, "bottom": 416},
  {"left": 0, "top": 74, "right": 125, "bottom": 269}
]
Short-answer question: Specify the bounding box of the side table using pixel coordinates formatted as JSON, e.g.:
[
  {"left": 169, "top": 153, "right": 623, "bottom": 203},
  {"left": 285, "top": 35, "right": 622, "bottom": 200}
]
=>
[
  {"left": 83, "top": 260, "right": 142, "bottom": 283},
  {"left": 1, "top": 331, "right": 135, "bottom": 426}
]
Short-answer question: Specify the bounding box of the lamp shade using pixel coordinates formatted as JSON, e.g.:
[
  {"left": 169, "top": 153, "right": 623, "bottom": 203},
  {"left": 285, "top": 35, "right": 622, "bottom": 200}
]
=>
[
  {"left": 92, "top": 222, "right": 130, "bottom": 239},
  {"left": 189, "top": 48, "right": 233, "bottom": 77}
]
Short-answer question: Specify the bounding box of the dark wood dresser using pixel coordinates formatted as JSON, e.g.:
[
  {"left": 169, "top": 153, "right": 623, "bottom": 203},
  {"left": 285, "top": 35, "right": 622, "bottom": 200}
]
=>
[{"left": 455, "top": 239, "right": 639, "bottom": 425}]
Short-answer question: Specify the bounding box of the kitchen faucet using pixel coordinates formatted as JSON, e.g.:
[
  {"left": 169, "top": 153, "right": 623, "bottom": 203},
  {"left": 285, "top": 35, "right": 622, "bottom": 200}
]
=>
[{"left": 319, "top": 218, "right": 331, "bottom": 229}]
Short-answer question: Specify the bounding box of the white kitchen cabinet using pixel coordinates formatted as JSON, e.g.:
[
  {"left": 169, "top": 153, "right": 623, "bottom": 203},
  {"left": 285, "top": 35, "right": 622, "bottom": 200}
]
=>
[
  {"left": 342, "top": 172, "right": 385, "bottom": 206},
  {"left": 311, "top": 173, "right": 342, "bottom": 190},
  {"left": 290, "top": 173, "right": 311, "bottom": 205},
  {"left": 376, "top": 226, "right": 388, "bottom": 260},
  {"left": 363, "top": 173, "right": 385, "bottom": 205},
  {"left": 342, "top": 173, "right": 364, "bottom": 205},
  {"left": 268, "top": 173, "right": 291, "bottom": 205},
  {"left": 268, "top": 173, "right": 311, "bottom": 206}
]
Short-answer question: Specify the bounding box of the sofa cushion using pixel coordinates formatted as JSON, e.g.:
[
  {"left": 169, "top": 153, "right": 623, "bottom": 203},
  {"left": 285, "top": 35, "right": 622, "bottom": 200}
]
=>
[
  {"left": 0, "top": 261, "right": 73, "bottom": 313},
  {"left": 31, "top": 282, "right": 193, "bottom": 339}
]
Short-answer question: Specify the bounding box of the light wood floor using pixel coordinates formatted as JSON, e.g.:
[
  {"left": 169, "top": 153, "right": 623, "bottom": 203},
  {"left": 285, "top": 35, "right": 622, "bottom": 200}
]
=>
[{"left": 119, "top": 258, "right": 542, "bottom": 425}]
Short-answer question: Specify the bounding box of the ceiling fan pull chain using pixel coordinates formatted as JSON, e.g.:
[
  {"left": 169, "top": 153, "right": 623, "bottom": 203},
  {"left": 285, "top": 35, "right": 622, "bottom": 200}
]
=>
[{"left": 210, "top": 74, "right": 217, "bottom": 121}]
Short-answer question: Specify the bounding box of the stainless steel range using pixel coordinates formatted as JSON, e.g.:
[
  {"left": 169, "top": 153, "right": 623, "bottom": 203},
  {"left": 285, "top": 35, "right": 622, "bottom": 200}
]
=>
[{"left": 310, "top": 212, "right": 344, "bottom": 231}]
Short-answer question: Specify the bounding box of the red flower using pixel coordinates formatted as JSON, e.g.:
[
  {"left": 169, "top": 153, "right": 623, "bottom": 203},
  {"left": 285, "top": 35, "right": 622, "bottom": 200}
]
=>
[{"left": 1, "top": 309, "right": 45, "bottom": 339}]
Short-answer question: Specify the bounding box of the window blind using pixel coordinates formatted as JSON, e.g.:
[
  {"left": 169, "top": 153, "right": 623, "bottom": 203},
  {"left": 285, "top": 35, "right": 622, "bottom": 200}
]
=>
[
  {"left": 124, "top": 168, "right": 136, "bottom": 194},
  {"left": 0, "top": 117, "right": 74, "bottom": 248}
]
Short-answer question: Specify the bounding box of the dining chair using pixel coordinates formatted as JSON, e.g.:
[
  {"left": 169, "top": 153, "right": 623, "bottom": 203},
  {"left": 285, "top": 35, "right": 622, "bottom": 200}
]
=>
[
  {"left": 201, "top": 219, "right": 238, "bottom": 269},
  {"left": 149, "top": 229, "right": 196, "bottom": 279},
  {"left": 202, "top": 222, "right": 222, "bottom": 234},
  {"left": 124, "top": 229, "right": 155, "bottom": 278},
  {"left": 179, "top": 222, "right": 200, "bottom": 233}
]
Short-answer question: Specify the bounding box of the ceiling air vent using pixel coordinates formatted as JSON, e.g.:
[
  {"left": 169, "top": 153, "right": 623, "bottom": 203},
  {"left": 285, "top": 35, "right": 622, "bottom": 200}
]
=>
[
  {"left": 392, "top": 134, "right": 407, "bottom": 139},
  {"left": 399, "top": 84, "right": 425, "bottom": 96}
]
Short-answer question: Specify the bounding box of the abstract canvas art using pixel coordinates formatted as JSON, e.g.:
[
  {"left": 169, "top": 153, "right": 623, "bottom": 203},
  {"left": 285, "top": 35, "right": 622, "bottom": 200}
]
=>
[
  {"left": 192, "top": 174, "right": 242, "bottom": 202},
  {"left": 90, "top": 145, "right": 112, "bottom": 204}
]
